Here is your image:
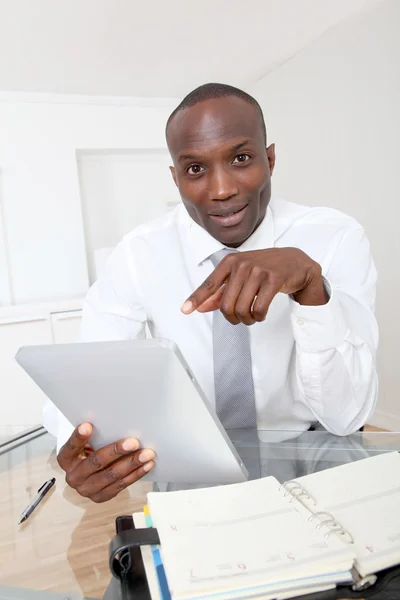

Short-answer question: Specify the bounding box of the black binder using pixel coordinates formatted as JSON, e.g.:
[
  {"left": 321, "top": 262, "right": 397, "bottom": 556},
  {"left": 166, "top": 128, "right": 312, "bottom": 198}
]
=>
[{"left": 105, "top": 515, "right": 400, "bottom": 600}]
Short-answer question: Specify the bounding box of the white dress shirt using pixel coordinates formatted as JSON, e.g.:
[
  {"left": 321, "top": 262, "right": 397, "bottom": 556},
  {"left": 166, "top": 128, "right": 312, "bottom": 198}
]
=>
[{"left": 44, "top": 198, "right": 379, "bottom": 449}]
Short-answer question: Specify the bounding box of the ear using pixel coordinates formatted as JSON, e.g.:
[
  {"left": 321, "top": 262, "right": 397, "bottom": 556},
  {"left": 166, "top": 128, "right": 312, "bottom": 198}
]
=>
[
  {"left": 266, "top": 143, "right": 276, "bottom": 176},
  {"left": 170, "top": 166, "right": 178, "bottom": 187}
]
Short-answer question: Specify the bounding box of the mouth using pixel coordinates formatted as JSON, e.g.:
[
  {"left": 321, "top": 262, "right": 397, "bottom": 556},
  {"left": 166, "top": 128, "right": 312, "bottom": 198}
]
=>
[{"left": 209, "top": 204, "right": 248, "bottom": 227}]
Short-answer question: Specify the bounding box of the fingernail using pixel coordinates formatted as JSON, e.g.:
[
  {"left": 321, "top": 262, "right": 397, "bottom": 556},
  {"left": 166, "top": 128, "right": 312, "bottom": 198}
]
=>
[
  {"left": 138, "top": 449, "right": 155, "bottom": 463},
  {"left": 181, "top": 300, "right": 193, "bottom": 314},
  {"left": 143, "top": 460, "right": 154, "bottom": 472},
  {"left": 122, "top": 438, "right": 139, "bottom": 452},
  {"left": 78, "top": 423, "right": 91, "bottom": 436}
]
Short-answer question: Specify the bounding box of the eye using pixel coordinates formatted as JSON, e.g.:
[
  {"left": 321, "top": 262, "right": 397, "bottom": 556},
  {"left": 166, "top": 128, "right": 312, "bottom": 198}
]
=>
[
  {"left": 232, "top": 153, "right": 250, "bottom": 164},
  {"left": 187, "top": 164, "right": 205, "bottom": 175}
]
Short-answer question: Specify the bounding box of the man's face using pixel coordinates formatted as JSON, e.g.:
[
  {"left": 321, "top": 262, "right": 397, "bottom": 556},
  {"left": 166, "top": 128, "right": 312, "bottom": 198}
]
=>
[{"left": 167, "top": 96, "right": 275, "bottom": 247}]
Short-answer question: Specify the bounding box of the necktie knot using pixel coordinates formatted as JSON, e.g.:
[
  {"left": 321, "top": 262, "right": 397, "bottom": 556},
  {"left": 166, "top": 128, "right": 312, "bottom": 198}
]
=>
[{"left": 210, "top": 247, "right": 238, "bottom": 267}]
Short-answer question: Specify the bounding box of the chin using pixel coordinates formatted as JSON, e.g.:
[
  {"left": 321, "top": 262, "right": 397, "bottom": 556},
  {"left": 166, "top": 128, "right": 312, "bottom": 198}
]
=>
[
  {"left": 213, "top": 217, "right": 259, "bottom": 247},
  {"left": 213, "top": 227, "right": 251, "bottom": 248}
]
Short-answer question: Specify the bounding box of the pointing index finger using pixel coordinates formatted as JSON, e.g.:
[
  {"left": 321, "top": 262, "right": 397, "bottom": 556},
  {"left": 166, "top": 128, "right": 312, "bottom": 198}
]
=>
[{"left": 181, "top": 260, "right": 232, "bottom": 314}]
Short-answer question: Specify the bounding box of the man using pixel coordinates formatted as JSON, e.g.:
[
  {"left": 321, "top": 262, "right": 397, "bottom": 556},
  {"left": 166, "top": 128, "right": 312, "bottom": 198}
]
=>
[{"left": 51, "top": 83, "right": 378, "bottom": 503}]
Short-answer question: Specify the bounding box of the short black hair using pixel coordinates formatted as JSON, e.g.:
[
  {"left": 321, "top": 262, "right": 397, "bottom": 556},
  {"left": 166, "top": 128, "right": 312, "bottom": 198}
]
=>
[{"left": 166, "top": 82, "right": 267, "bottom": 144}]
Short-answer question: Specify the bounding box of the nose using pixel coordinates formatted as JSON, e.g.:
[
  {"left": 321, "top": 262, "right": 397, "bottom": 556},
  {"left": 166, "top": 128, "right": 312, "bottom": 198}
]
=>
[{"left": 208, "top": 165, "right": 239, "bottom": 201}]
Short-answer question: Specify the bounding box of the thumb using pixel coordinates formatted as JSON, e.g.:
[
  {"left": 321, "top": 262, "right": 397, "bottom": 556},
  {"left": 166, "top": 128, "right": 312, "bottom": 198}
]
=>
[{"left": 58, "top": 422, "right": 93, "bottom": 469}]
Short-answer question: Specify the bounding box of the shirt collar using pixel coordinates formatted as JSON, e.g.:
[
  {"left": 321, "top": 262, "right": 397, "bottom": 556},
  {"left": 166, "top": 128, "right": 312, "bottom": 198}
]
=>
[{"left": 187, "top": 205, "right": 275, "bottom": 266}]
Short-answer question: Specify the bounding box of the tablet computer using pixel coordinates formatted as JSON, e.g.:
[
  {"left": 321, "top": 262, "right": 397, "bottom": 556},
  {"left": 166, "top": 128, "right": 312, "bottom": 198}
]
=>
[{"left": 15, "top": 338, "right": 248, "bottom": 484}]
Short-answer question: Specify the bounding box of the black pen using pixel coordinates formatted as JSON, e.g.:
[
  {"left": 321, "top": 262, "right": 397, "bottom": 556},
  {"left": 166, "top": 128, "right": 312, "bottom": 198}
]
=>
[{"left": 18, "top": 477, "right": 56, "bottom": 525}]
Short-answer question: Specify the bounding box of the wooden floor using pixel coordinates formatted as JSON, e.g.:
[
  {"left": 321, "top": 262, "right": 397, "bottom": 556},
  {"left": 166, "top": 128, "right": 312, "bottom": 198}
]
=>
[{"left": 364, "top": 424, "right": 388, "bottom": 432}]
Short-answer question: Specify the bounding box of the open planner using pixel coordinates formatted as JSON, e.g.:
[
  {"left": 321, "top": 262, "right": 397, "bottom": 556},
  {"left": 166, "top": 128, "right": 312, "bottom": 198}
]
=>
[{"left": 130, "top": 452, "right": 400, "bottom": 600}]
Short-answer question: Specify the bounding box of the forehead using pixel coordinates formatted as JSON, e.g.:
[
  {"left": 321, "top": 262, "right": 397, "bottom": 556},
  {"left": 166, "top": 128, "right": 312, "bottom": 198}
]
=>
[{"left": 167, "top": 97, "right": 264, "bottom": 157}]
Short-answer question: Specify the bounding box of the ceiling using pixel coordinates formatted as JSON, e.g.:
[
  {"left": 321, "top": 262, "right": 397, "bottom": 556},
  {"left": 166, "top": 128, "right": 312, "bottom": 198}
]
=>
[{"left": 0, "top": 0, "right": 381, "bottom": 98}]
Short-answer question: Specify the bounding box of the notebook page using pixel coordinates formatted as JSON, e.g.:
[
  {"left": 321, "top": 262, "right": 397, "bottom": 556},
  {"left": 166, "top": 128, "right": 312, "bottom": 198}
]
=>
[
  {"left": 132, "top": 517, "right": 348, "bottom": 600},
  {"left": 293, "top": 452, "right": 400, "bottom": 576},
  {"left": 148, "top": 476, "right": 354, "bottom": 600},
  {"left": 133, "top": 507, "right": 347, "bottom": 600}
]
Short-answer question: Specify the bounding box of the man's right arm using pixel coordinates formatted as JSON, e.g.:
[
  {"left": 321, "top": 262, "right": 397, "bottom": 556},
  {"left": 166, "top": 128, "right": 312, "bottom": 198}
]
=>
[
  {"left": 44, "top": 237, "right": 149, "bottom": 443},
  {"left": 79, "top": 236, "right": 148, "bottom": 343},
  {"left": 44, "top": 237, "right": 155, "bottom": 497}
]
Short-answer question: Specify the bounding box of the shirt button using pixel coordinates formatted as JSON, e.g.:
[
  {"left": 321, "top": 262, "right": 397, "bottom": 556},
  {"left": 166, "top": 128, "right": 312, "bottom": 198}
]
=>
[{"left": 296, "top": 317, "right": 305, "bottom": 326}]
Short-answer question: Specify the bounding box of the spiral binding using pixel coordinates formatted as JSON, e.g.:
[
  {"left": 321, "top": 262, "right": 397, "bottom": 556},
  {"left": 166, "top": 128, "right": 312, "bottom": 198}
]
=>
[
  {"left": 279, "top": 484, "right": 354, "bottom": 544},
  {"left": 309, "top": 511, "right": 354, "bottom": 544},
  {"left": 279, "top": 480, "right": 317, "bottom": 506}
]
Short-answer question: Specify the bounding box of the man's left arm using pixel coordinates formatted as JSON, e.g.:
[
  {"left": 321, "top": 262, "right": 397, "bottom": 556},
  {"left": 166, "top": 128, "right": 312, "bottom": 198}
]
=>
[
  {"left": 291, "top": 227, "right": 378, "bottom": 435},
  {"left": 182, "top": 227, "right": 379, "bottom": 436}
]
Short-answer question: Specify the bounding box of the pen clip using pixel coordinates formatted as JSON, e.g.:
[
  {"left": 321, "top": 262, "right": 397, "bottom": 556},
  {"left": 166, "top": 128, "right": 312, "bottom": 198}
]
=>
[{"left": 37, "top": 478, "right": 53, "bottom": 493}]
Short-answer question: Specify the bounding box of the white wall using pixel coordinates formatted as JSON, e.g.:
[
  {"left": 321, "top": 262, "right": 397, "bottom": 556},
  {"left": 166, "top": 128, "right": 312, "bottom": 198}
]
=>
[
  {"left": 249, "top": 0, "right": 400, "bottom": 428},
  {"left": 0, "top": 173, "right": 12, "bottom": 304},
  {"left": 77, "top": 149, "right": 180, "bottom": 284},
  {"left": 0, "top": 95, "right": 178, "bottom": 305}
]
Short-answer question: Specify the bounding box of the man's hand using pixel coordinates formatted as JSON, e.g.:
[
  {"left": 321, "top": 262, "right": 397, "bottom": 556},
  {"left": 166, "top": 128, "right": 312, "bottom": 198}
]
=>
[
  {"left": 57, "top": 423, "right": 155, "bottom": 503},
  {"left": 181, "top": 248, "right": 328, "bottom": 325}
]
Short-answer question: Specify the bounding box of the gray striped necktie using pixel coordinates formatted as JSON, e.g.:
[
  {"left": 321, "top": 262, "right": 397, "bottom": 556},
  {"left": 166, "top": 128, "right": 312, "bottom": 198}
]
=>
[{"left": 211, "top": 248, "right": 257, "bottom": 430}]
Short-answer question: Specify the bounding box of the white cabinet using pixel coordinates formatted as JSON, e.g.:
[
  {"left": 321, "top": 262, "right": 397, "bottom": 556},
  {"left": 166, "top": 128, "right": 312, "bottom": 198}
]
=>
[
  {"left": 0, "top": 316, "right": 53, "bottom": 437},
  {"left": 0, "top": 301, "right": 82, "bottom": 437},
  {"left": 50, "top": 310, "right": 82, "bottom": 344}
]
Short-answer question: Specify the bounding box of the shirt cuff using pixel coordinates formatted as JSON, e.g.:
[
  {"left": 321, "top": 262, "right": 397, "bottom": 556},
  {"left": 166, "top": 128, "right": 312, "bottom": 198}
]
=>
[{"left": 291, "top": 279, "right": 348, "bottom": 352}]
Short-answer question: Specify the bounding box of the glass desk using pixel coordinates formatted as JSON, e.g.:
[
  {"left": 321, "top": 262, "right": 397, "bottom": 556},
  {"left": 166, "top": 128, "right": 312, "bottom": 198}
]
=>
[{"left": 1, "top": 427, "right": 400, "bottom": 600}]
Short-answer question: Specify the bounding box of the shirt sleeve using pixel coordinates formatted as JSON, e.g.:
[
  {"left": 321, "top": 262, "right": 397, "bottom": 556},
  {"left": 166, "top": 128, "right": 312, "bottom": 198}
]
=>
[
  {"left": 43, "top": 236, "right": 148, "bottom": 449},
  {"left": 291, "top": 227, "right": 379, "bottom": 435}
]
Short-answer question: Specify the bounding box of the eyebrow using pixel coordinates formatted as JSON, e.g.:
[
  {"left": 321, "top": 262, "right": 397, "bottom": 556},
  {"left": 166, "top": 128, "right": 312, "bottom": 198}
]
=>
[
  {"left": 232, "top": 140, "right": 250, "bottom": 151},
  {"left": 177, "top": 139, "right": 251, "bottom": 164},
  {"left": 178, "top": 153, "right": 198, "bottom": 163}
]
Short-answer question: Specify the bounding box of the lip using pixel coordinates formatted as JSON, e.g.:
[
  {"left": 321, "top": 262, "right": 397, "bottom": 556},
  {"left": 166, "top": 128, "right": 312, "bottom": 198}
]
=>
[{"left": 209, "top": 204, "right": 248, "bottom": 228}]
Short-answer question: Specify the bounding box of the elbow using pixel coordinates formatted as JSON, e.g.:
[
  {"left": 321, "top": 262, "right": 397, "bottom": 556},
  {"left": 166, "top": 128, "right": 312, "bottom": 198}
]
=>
[{"left": 322, "top": 369, "right": 379, "bottom": 437}]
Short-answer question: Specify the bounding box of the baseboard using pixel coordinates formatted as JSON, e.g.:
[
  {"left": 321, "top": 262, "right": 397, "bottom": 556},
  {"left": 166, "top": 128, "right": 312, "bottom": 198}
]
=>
[{"left": 368, "top": 410, "right": 400, "bottom": 432}]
